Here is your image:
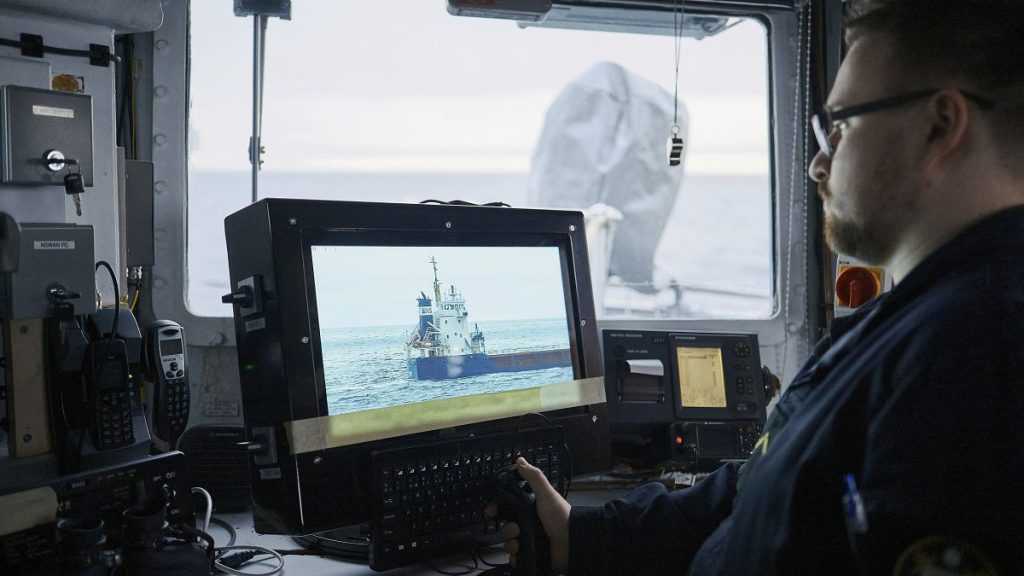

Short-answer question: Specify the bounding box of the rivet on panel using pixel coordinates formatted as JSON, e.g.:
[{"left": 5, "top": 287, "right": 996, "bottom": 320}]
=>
[
  {"left": 154, "top": 133, "right": 168, "bottom": 147},
  {"left": 154, "top": 85, "right": 168, "bottom": 98}
]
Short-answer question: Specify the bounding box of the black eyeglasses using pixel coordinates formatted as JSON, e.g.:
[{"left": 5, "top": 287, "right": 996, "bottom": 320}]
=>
[{"left": 812, "top": 88, "right": 996, "bottom": 159}]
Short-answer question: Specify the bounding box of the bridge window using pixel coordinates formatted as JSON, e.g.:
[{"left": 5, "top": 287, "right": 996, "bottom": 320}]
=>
[{"left": 187, "top": 2, "right": 772, "bottom": 320}]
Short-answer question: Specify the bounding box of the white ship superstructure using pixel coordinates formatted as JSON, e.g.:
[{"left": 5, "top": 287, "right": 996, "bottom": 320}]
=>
[{"left": 406, "top": 257, "right": 485, "bottom": 360}]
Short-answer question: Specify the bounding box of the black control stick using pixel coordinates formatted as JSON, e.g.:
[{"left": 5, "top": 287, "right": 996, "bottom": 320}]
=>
[{"left": 489, "top": 464, "right": 552, "bottom": 576}]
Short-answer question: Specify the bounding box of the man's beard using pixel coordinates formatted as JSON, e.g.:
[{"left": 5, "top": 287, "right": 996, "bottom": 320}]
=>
[{"left": 824, "top": 210, "right": 890, "bottom": 265}]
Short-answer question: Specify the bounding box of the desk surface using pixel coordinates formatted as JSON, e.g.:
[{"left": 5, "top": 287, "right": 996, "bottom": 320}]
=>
[
  {"left": 211, "top": 513, "right": 436, "bottom": 576},
  {"left": 211, "top": 490, "right": 624, "bottom": 576}
]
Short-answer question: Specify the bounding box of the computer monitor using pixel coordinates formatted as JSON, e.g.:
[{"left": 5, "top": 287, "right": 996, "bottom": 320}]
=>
[{"left": 224, "top": 199, "right": 608, "bottom": 536}]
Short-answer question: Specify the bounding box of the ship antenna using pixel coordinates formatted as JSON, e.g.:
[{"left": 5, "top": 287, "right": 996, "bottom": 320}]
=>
[{"left": 430, "top": 256, "right": 441, "bottom": 302}]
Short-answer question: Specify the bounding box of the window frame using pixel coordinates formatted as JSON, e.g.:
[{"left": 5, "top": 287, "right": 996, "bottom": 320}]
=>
[{"left": 148, "top": 0, "right": 822, "bottom": 385}]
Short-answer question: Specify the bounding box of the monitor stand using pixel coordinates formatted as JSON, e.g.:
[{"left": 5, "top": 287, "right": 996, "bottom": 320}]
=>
[{"left": 293, "top": 523, "right": 370, "bottom": 562}]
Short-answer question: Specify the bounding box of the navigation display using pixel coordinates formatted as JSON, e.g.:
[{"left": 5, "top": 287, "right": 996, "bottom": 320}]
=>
[{"left": 676, "top": 346, "right": 727, "bottom": 408}]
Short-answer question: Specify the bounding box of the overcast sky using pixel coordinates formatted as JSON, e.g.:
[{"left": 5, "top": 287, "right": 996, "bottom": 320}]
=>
[
  {"left": 188, "top": 1, "right": 770, "bottom": 175},
  {"left": 310, "top": 245, "right": 568, "bottom": 327}
]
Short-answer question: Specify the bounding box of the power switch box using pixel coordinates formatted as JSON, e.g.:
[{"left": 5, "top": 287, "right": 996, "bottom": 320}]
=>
[{"left": 1, "top": 85, "right": 93, "bottom": 186}]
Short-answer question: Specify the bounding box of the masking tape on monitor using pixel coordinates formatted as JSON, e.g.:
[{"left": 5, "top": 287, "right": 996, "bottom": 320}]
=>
[{"left": 284, "top": 377, "right": 606, "bottom": 455}]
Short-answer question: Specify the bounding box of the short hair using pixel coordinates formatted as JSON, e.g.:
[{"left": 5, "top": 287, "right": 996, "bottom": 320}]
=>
[{"left": 844, "top": 0, "right": 1024, "bottom": 165}]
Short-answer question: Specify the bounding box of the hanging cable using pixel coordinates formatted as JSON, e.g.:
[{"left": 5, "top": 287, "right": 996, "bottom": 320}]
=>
[
  {"left": 191, "top": 487, "right": 213, "bottom": 533},
  {"left": 668, "top": 0, "right": 686, "bottom": 166}
]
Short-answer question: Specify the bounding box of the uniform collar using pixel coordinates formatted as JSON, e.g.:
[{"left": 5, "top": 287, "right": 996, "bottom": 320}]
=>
[
  {"left": 883, "top": 204, "right": 1024, "bottom": 310},
  {"left": 814, "top": 204, "right": 1024, "bottom": 371}
]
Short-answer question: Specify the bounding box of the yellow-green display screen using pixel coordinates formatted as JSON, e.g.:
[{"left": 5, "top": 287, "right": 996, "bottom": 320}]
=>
[{"left": 676, "top": 347, "right": 727, "bottom": 408}]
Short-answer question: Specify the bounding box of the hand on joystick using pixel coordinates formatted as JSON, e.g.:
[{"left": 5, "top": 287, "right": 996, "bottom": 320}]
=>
[{"left": 484, "top": 457, "right": 571, "bottom": 575}]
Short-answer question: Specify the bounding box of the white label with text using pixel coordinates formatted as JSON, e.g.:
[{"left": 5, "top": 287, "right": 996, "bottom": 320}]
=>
[
  {"left": 34, "top": 240, "right": 76, "bottom": 250},
  {"left": 32, "top": 105, "right": 74, "bottom": 119}
]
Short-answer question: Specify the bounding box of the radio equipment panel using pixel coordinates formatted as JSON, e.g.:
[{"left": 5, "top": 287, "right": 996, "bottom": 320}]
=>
[{"left": 603, "top": 330, "right": 769, "bottom": 467}]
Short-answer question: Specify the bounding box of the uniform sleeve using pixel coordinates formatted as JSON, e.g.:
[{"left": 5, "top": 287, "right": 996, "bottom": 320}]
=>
[
  {"left": 856, "top": 309, "right": 1024, "bottom": 573},
  {"left": 567, "top": 461, "right": 740, "bottom": 575}
]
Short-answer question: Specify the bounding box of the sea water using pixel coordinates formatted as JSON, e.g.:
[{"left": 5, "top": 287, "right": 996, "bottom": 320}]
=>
[
  {"left": 320, "top": 318, "right": 573, "bottom": 415},
  {"left": 187, "top": 171, "right": 772, "bottom": 318}
]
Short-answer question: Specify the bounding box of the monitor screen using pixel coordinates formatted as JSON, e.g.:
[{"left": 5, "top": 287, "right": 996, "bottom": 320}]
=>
[
  {"left": 312, "top": 246, "right": 574, "bottom": 420},
  {"left": 159, "top": 338, "right": 183, "bottom": 356},
  {"left": 225, "top": 199, "right": 609, "bottom": 536},
  {"left": 675, "top": 346, "right": 727, "bottom": 408}
]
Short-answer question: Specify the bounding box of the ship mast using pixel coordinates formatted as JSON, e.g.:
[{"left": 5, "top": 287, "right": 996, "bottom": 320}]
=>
[{"left": 430, "top": 256, "right": 442, "bottom": 303}]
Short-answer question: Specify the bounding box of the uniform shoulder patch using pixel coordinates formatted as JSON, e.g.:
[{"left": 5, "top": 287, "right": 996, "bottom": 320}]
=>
[
  {"left": 892, "top": 535, "right": 1000, "bottom": 576},
  {"left": 752, "top": 431, "right": 770, "bottom": 457}
]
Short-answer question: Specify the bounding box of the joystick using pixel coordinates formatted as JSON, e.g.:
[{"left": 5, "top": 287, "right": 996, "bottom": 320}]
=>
[{"left": 482, "top": 464, "right": 552, "bottom": 576}]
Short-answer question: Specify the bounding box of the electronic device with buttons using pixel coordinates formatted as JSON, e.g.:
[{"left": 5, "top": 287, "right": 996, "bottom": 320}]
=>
[
  {"left": 85, "top": 338, "right": 135, "bottom": 452},
  {"left": 143, "top": 320, "right": 189, "bottom": 447},
  {"left": 603, "top": 330, "right": 768, "bottom": 468},
  {"left": 365, "top": 426, "right": 564, "bottom": 571},
  {"left": 0, "top": 451, "right": 193, "bottom": 574}
]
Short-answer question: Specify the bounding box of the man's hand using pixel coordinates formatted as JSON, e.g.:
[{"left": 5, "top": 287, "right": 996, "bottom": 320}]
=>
[{"left": 485, "top": 457, "right": 571, "bottom": 572}]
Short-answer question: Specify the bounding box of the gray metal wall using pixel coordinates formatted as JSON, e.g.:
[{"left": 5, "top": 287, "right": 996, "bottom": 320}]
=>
[
  {"left": 0, "top": 0, "right": 163, "bottom": 279},
  {"left": 0, "top": 1, "right": 164, "bottom": 453}
]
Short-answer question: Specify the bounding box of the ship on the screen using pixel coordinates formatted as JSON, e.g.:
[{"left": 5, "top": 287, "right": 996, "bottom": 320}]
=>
[{"left": 405, "top": 257, "right": 572, "bottom": 380}]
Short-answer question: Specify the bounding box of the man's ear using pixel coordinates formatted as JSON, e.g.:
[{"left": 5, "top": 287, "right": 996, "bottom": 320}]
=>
[{"left": 923, "top": 89, "right": 971, "bottom": 172}]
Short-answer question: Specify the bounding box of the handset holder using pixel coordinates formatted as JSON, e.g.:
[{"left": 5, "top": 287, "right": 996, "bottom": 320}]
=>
[{"left": 493, "top": 464, "right": 551, "bottom": 576}]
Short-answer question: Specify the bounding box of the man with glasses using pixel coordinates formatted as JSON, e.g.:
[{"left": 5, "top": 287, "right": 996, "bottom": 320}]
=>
[{"left": 491, "top": 0, "right": 1024, "bottom": 573}]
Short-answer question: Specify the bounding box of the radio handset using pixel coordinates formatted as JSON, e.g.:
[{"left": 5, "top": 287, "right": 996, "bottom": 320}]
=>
[
  {"left": 85, "top": 338, "right": 134, "bottom": 451},
  {"left": 144, "top": 320, "right": 189, "bottom": 446}
]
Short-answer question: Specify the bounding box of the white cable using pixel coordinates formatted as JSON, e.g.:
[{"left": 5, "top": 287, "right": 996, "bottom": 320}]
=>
[
  {"left": 213, "top": 545, "right": 285, "bottom": 576},
  {"left": 191, "top": 486, "right": 284, "bottom": 575},
  {"left": 190, "top": 486, "right": 213, "bottom": 533}
]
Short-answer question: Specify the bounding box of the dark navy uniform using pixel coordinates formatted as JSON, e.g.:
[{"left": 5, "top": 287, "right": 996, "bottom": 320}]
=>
[{"left": 569, "top": 206, "right": 1024, "bottom": 575}]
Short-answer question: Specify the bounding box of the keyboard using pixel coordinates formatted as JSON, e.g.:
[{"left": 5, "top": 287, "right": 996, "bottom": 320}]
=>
[{"left": 368, "top": 426, "right": 565, "bottom": 571}]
